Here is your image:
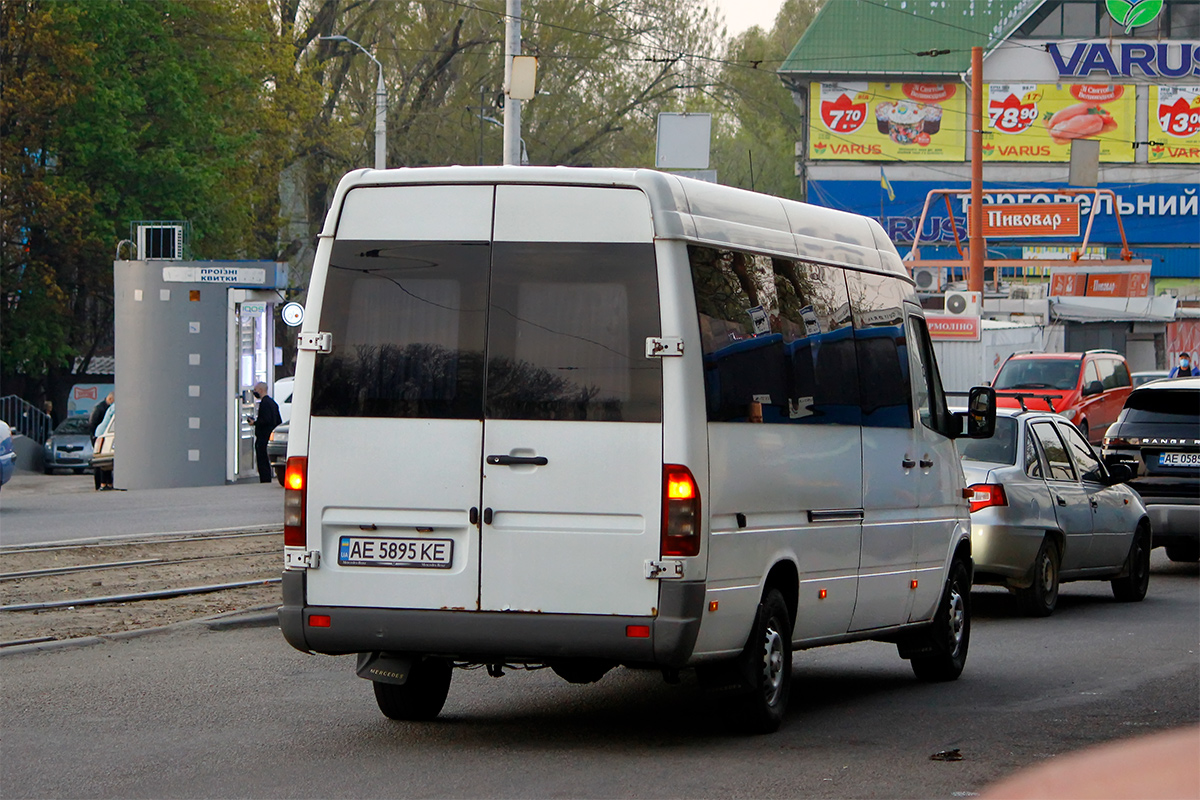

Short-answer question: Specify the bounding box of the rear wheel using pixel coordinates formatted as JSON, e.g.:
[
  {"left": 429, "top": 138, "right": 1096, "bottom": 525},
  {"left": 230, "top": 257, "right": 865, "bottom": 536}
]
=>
[
  {"left": 1078, "top": 419, "right": 1090, "bottom": 443},
  {"left": 1112, "top": 524, "right": 1151, "bottom": 602},
  {"left": 1016, "top": 538, "right": 1060, "bottom": 617},
  {"left": 372, "top": 657, "right": 452, "bottom": 721},
  {"left": 910, "top": 559, "right": 971, "bottom": 682},
  {"left": 274, "top": 464, "right": 285, "bottom": 486},
  {"left": 732, "top": 588, "right": 792, "bottom": 734}
]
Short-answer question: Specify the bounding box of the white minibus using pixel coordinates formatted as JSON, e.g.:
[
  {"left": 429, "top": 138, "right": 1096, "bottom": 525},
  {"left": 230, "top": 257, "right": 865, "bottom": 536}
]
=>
[{"left": 279, "top": 167, "right": 995, "bottom": 732}]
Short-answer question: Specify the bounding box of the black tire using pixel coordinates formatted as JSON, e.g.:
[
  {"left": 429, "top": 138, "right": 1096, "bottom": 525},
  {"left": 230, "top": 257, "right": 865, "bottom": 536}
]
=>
[
  {"left": 274, "top": 464, "right": 285, "bottom": 487},
  {"left": 1078, "top": 419, "right": 1090, "bottom": 443},
  {"left": 1164, "top": 542, "right": 1200, "bottom": 563},
  {"left": 43, "top": 465, "right": 54, "bottom": 475},
  {"left": 372, "top": 657, "right": 452, "bottom": 721},
  {"left": 911, "top": 559, "right": 971, "bottom": 682},
  {"left": 1112, "top": 524, "right": 1151, "bottom": 602},
  {"left": 1016, "top": 538, "right": 1060, "bottom": 617},
  {"left": 732, "top": 588, "right": 792, "bottom": 734}
]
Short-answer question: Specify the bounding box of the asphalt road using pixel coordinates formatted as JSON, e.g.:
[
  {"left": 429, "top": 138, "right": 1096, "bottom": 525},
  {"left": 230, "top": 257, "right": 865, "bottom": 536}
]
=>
[
  {"left": 0, "top": 471, "right": 282, "bottom": 546},
  {"left": 2, "top": 553, "right": 1196, "bottom": 799}
]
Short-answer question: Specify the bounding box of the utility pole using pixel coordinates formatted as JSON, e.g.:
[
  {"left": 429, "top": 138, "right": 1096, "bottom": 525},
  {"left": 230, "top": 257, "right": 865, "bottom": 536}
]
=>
[
  {"left": 503, "top": 0, "right": 522, "bottom": 166},
  {"left": 969, "top": 45, "right": 984, "bottom": 294},
  {"left": 320, "top": 35, "right": 387, "bottom": 170}
]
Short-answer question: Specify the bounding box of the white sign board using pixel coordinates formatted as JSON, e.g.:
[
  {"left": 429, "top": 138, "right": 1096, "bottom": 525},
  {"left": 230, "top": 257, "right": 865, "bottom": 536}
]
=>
[
  {"left": 656, "top": 113, "right": 712, "bottom": 170},
  {"left": 162, "top": 266, "right": 268, "bottom": 285}
]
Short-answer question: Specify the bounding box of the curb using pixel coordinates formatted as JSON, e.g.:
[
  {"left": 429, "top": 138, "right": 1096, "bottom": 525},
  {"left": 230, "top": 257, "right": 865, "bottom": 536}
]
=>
[{"left": 0, "top": 605, "right": 280, "bottom": 658}]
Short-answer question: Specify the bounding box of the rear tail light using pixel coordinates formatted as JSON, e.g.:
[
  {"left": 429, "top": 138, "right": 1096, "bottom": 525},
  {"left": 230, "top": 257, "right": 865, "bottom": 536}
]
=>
[
  {"left": 968, "top": 483, "right": 1008, "bottom": 514},
  {"left": 284, "top": 456, "right": 307, "bottom": 547},
  {"left": 662, "top": 464, "right": 701, "bottom": 557}
]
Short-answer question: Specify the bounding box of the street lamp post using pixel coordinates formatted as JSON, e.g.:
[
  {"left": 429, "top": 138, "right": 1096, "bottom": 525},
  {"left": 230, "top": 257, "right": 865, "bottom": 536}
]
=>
[{"left": 320, "top": 35, "right": 387, "bottom": 170}]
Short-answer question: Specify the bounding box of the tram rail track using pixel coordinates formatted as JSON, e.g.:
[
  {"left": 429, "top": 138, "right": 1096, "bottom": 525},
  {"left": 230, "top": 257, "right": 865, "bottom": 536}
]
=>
[{"left": 0, "top": 529, "right": 283, "bottom": 647}]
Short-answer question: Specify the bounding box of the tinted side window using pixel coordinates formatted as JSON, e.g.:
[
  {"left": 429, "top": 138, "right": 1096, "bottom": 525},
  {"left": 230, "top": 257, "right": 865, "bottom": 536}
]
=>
[
  {"left": 1032, "top": 421, "right": 1076, "bottom": 481},
  {"left": 313, "top": 241, "right": 489, "bottom": 418},
  {"left": 846, "top": 270, "right": 911, "bottom": 428},
  {"left": 486, "top": 242, "right": 662, "bottom": 422},
  {"left": 1024, "top": 426, "right": 1043, "bottom": 478},
  {"left": 1084, "top": 360, "right": 1102, "bottom": 389},
  {"left": 1096, "top": 358, "right": 1119, "bottom": 390},
  {"left": 1059, "top": 422, "right": 1105, "bottom": 483},
  {"left": 907, "top": 315, "right": 950, "bottom": 436},
  {"left": 689, "top": 246, "right": 859, "bottom": 424}
]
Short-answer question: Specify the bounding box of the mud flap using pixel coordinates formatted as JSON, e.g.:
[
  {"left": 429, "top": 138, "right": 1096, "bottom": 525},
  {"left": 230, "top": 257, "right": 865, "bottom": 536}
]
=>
[{"left": 356, "top": 652, "right": 416, "bottom": 685}]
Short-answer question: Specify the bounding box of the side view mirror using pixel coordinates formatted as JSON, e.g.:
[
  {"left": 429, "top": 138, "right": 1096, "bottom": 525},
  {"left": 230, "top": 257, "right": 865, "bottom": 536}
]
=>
[
  {"left": 1106, "top": 461, "right": 1134, "bottom": 485},
  {"left": 1082, "top": 380, "right": 1104, "bottom": 397},
  {"left": 953, "top": 386, "right": 996, "bottom": 439}
]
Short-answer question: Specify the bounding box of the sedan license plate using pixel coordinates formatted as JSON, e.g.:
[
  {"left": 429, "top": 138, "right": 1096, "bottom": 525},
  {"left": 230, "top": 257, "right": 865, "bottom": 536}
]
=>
[
  {"left": 1159, "top": 452, "right": 1200, "bottom": 468},
  {"left": 338, "top": 536, "right": 453, "bottom": 568}
]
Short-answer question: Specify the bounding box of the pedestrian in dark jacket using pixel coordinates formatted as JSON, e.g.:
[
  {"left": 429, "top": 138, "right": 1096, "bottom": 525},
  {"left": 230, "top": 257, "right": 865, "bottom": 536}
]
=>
[{"left": 249, "top": 382, "right": 282, "bottom": 483}]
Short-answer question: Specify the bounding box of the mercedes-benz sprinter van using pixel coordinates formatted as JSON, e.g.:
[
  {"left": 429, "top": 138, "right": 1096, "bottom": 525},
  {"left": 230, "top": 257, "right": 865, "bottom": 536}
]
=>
[{"left": 279, "top": 167, "right": 995, "bottom": 733}]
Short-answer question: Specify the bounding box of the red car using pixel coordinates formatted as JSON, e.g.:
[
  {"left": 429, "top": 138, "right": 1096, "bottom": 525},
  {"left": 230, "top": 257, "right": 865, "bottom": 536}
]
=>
[{"left": 990, "top": 350, "right": 1133, "bottom": 444}]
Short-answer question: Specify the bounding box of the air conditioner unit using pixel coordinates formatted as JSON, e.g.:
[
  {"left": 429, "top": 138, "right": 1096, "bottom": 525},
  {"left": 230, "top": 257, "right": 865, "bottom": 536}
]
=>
[
  {"left": 944, "top": 290, "right": 982, "bottom": 317},
  {"left": 136, "top": 224, "right": 184, "bottom": 260},
  {"left": 912, "top": 266, "right": 939, "bottom": 292}
]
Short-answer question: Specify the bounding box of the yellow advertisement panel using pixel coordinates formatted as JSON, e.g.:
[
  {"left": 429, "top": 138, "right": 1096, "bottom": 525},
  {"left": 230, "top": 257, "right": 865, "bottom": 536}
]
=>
[
  {"left": 982, "top": 84, "right": 1135, "bottom": 162},
  {"left": 808, "top": 82, "right": 966, "bottom": 161},
  {"left": 1149, "top": 86, "right": 1200, "bottom": 164}
]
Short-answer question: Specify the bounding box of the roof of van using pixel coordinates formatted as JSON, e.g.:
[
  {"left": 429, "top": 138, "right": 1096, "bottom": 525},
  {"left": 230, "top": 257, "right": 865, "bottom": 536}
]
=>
[{"left": 324, "top": 166, "right": 909, "bottom": 279}]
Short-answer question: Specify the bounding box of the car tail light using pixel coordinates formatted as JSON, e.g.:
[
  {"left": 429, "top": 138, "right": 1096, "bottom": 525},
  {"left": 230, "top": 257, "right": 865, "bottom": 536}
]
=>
[
  {"left": 284, "top": 456, "right": 307, "bottom": 547},
  {"left": 968, "top": 483, "right": 1008, "bottom": 514},
  {"left": 662, "top": 464, "right": 701, "bottom": 557},
  {"left": 1103, "top": 436, "right": 1140, "bottom": 447}
]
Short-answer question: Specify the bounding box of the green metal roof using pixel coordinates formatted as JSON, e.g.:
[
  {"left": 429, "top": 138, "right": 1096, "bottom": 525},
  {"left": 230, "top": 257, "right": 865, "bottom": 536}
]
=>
[{"left": 779, "top": 0, "right": 1045, "bottom": 78}]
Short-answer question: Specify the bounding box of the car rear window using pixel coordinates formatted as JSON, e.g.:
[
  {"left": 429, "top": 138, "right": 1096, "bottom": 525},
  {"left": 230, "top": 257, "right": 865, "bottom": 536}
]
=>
[
  {"left": 994, "top": 358, "right": 1081, "bottom": 391},
  {"left": 1121, "top": 388, "right": 1200, "bottom": 423},
  {"left": 958, "top": 416, "right": 1018, "bottom": 464}
]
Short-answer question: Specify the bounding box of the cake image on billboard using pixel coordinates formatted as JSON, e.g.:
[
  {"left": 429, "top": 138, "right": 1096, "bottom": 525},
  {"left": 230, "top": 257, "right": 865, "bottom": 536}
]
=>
[{"left": 875, "top": 84, "right": 954, "bottom": 144}]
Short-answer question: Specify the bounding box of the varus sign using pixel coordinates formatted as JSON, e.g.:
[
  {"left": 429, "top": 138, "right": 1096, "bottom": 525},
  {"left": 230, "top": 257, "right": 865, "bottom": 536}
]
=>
[{"left": 1048, "top": 41, "right": 1200, "bottom": 79}]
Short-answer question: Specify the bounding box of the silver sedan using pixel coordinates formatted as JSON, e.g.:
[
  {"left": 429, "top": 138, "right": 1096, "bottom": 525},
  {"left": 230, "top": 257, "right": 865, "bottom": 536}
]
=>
[{"left": 959, "top": 407, "right": 1151, "bottom": 616}]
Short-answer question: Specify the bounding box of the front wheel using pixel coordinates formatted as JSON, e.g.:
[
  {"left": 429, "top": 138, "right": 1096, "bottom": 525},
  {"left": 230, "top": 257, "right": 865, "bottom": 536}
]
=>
[
  {"left": 1016, "top": 538, "right": 1060, "bottom": 617},
  {"left": 732, "top": 588, "right": 792, "bottom": 734},
  {"left": 372, "top": 657, "right": 452, "bottom": 721},
  {"left": 1111, "top": 524, "right": 1151, "bottom": 602},
  {"left": 910, "top": 559, "right": 971, "bottom": 682}
]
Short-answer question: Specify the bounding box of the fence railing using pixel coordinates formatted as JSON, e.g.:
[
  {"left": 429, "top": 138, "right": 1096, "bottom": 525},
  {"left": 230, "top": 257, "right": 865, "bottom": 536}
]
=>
[{"left": 0, "top": 395, "right": 54, "bottom": 444}]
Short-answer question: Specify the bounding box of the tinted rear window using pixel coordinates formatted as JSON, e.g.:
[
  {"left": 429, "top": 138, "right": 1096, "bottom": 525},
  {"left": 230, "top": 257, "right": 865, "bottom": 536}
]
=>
[
  {"left": 959, "top": 416, "right": 1018, "bottom": 465},
  {"left": 312, "top": 240, "right": 661, "bottom": 422},
  {"left": 1121, "top": 388, "right": 1200, "bottom": 423}
]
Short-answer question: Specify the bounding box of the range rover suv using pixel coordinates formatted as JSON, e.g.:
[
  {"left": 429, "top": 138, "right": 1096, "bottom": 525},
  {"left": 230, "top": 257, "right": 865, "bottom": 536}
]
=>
[{"left": 1103, "top": 377, "right": 1200, "bottom": 561}]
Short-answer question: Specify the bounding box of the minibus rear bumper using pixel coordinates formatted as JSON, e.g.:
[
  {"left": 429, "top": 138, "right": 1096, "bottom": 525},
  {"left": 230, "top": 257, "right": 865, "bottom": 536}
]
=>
[{"left": 278, "top": 571, "right": 705, "bottom": 668}]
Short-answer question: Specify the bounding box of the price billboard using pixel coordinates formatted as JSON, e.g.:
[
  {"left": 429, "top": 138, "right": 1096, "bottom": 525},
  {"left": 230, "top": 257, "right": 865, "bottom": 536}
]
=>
[
  {"left": 809, "top": 82, "right": 966, "bottom": 161},
  {"left": 982, "top": 84, "right": 1135, "bottom": 162},
  {"left": 1149, "top": 86, "right": 1200, "bottom": 164}
]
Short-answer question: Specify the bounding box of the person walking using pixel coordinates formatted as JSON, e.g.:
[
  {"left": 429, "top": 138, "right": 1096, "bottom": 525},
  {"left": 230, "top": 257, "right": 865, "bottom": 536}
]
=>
[
  {"left": 249, "top": 382, "right": 282, "bottom": 484},
  {"left": 1169, "top": 352, "right": 1194, "bottom": 378}
]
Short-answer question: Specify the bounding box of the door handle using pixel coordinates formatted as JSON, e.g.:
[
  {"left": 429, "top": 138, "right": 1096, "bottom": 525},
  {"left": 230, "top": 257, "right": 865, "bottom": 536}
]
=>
[
  {"left": 486, "top": 455, "right": 548, "bottom": 466},
  {"left": 920, "top": 458, "right": 934, "bottom": 469},
  {"left": 469, "top": 507, "right": 479, "bottom": 526},
  {"left": 483, "top": 507, "right": 493, "bottom": 525},
  {"left": 1056, "top": 495, "right": 1067, "bottom": 506},
  {"left": 902, "top": 457, "right": 916, "bottom": 469}
]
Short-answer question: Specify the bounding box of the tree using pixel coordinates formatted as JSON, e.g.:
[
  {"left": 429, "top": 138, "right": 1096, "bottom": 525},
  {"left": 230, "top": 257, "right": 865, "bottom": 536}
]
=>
[
  {"left": 1, "top": 0, "right": 296, "bottom": 412},
  {"left": 707, "top": 0, "right": 822, "bottom": 199}
]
